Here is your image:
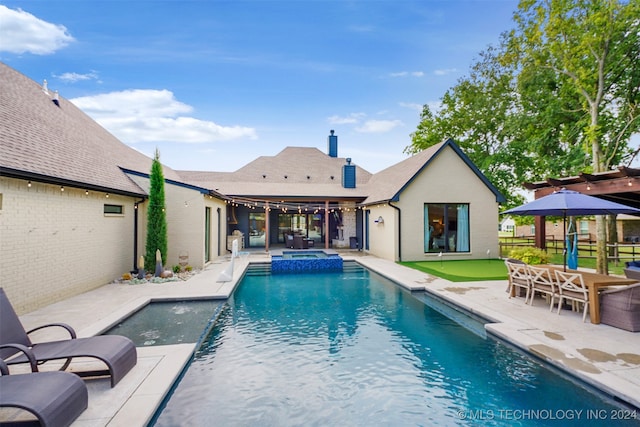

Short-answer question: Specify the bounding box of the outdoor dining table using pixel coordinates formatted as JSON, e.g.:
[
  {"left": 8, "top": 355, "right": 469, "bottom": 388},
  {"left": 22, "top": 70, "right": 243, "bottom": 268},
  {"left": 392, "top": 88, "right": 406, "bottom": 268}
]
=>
[{"left": 538, "top": 265, "right": 637, "bottom": 324}]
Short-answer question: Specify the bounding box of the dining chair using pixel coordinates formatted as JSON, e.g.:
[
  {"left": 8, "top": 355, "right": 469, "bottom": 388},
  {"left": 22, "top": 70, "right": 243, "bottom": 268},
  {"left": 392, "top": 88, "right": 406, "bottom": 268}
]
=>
[
  {"left": 554, "top": 270, "right": 589, "bottom": 322},
  {"left": 505, "top": 260, "right": 531, "bottom": 302},
  {"left": 527, "top": 265, "right": 558, "bottom": 310}
]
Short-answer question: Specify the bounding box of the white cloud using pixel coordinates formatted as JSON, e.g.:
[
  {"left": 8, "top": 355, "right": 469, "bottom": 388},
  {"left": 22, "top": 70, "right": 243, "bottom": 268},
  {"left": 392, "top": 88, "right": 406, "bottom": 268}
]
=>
[
  {"left": 327, "top": 112, "right": 366, "bottom": 125},
  {"left": 71, "top": 89, "right": 257, "bottom": 143},
  {"left": 399, "top": 102, "right": 423, "bottom": 112},
  {"left": 433, "top": 68, "right": 458, "bottom": 76},
  {"left": 355, "top": 119, "right": 403, "bottom": 133},
  {"left": 55, "top": 71, "right": 99, "bottom": 83},
  {"left": 0, "top": 5, "right": 74, "bottom": 55},
  {"left": 389, "top": 71, "right": 424, "bottom": 78}
]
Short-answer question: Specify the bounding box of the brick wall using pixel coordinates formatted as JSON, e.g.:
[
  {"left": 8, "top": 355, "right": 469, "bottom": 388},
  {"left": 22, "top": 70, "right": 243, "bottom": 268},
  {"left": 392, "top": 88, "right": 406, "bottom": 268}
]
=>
[{"left": 0, "top": 177, "right": 135, "bottom": 314}]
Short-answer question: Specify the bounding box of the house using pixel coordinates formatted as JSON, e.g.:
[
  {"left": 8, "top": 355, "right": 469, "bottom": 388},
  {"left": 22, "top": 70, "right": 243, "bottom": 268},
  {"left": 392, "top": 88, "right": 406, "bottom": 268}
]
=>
[
  {"left": 0, "top": 62, "right": 505, "bottom": 313},
  {"left": 0, "top": 63, "right": 226, "bottom": 313}
]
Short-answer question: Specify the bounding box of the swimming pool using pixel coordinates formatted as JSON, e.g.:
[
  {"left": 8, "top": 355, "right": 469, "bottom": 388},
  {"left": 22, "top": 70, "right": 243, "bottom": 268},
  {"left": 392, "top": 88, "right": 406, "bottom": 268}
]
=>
[{"left": 151, "top": 263, "right": 638, "bottom": 426}]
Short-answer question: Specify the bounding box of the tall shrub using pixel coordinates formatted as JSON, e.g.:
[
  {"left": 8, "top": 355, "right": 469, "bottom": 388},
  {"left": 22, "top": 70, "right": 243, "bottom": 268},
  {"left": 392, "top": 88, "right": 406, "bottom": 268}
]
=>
[{"left": 145, "top": 149, "right": 168, "bottom": 272}]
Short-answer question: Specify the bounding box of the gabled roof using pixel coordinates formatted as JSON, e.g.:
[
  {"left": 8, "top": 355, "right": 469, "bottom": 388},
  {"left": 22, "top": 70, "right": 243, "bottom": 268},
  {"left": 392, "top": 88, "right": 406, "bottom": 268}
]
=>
[
  {"left": 361, "top": 139, "right": 506, "bottom": 205},
  {"left": 0, "top": 62, "right": 184, "bottom": 196},
  {"left": 178, "top": 146, "right": 372, "bottom": 199}
]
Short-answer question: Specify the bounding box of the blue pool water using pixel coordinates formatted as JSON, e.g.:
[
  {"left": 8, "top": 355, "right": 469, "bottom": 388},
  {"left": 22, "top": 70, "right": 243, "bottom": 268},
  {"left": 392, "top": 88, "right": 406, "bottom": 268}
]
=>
[{"left": 152, "top": 264, "right": 638, "bottom": 426}]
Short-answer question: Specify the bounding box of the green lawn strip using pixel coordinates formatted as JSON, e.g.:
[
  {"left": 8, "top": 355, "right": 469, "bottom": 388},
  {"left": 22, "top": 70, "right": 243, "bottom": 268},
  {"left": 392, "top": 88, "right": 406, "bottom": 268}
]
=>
[{"left": 400, "top": 259, "right": 508, "bottom": 282}]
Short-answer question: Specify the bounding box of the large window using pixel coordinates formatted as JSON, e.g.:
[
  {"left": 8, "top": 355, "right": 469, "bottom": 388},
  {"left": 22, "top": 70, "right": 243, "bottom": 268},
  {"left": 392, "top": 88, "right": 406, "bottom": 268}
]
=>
[{"left": 424, "top": 203, "right": 470, "bottom": 253}]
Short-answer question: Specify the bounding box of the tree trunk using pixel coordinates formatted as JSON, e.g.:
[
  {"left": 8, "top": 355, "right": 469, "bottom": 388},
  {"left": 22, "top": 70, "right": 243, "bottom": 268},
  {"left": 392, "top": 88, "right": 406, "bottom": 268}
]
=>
[{"left": 596, "top": 215, "right": 608, "bottom": 274}]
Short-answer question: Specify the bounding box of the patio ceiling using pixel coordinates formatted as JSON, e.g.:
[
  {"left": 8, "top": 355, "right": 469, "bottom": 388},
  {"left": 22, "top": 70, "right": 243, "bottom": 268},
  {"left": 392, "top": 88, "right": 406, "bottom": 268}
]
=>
[{"left": 524, "top": 166, "right": 640, "bottom": 209}]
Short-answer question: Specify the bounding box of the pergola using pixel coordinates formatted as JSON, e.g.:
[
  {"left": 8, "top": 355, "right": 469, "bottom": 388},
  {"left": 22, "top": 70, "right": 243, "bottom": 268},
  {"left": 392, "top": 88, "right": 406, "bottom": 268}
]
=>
[{"left": 522, "top": 166, "right": 640, "bottom": 248}]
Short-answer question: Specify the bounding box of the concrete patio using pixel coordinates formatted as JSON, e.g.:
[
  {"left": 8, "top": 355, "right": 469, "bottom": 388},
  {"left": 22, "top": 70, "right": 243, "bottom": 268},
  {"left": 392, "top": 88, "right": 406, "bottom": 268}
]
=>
[{"left": 2, "top": 251, "right": 639, "bottom": 426}]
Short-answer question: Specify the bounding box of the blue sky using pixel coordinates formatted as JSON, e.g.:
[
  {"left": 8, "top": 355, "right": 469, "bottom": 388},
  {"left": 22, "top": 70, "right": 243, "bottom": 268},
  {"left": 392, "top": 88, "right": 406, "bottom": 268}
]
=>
[{"left": 0, "top": 1, "right": 519, "bottom": 173}]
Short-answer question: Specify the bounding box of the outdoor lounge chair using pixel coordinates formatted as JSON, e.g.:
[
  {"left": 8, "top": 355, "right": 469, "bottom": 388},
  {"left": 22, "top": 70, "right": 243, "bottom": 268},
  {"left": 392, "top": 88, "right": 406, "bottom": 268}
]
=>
[
  {"left": 0, "top": 288, "right": 137, "bottom": 388},
  {"left": 0, "top": 352, "right": 88, "bottom": 427},
  {"left": 600, "top": 283, "right": 640, "bottom": 332}
]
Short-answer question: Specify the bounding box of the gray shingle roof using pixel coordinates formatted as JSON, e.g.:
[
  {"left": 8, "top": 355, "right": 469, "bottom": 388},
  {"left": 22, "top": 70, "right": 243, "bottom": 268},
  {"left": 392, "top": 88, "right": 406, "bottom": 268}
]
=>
[
  {"left": 0, "top": 62, "right": 183, "bottom": 196},
  {"left": 178, "top": 146, "right": 373, "bottom": 199},
  {"left": 361, "top": 142, "right": 445, "bottom": 204}
]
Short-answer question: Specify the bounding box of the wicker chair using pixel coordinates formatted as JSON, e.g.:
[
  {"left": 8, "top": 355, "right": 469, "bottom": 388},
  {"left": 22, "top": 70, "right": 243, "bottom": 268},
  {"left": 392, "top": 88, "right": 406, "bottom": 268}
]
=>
[{"left": 600, "top": 283, "right": 640, "bottom": 332}]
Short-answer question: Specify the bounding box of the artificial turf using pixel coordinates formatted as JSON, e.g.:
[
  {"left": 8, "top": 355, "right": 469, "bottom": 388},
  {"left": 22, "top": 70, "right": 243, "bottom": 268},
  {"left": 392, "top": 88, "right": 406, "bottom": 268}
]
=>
[{"left": 400, "top": 259, "right": 508, "bottom": 282}]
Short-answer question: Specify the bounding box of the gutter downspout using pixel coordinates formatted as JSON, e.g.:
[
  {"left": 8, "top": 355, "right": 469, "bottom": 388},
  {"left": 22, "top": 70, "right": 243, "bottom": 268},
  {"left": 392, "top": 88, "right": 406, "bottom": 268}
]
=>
[
  {"left": 133, "top": 198, "right": 146, "bottom": 271},
  {"left": 389, "top": 201, "right": 401, "bottom": 261}
]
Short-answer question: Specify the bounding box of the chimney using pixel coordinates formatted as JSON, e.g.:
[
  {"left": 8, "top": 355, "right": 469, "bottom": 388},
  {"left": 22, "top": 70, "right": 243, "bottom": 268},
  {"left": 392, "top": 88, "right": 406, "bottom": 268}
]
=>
[
  {"left": 342, "top": 157, "right": 356, "bottom": 188},
  {"left": 327, "top": 130, "right": 338, "bottom": 158}
]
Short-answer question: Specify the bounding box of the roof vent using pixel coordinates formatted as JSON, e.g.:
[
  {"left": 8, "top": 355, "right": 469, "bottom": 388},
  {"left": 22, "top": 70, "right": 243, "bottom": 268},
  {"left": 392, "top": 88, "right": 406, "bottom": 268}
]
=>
[
  {"left": 52, "top": 90, "right": 60, "bottom": 107},
  {"left": 42, "top": 79, "right": 49, "bottom": 94}
]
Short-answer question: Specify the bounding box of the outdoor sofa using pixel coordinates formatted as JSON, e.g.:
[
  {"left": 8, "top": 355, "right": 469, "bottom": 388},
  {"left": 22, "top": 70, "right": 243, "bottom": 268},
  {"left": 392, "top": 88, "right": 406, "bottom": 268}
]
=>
[
  {"left": 599, "top": 283, "right": 640, "bottom": 332},
  {"left": 0, "top": 288, "right": 137, "bottom": 388},
  {"left": 623, "top": 260, "right": 640, "bottom": 280}
]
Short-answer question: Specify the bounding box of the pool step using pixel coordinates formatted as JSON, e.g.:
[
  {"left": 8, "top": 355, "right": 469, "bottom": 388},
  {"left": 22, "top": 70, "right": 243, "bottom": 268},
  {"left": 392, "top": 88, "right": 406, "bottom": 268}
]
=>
[
  {"left": 342, "top": 261, "right": 362, "bottom": 272},
  {"left": 246, "top": 262, "right": 272, "bottom": 276}
]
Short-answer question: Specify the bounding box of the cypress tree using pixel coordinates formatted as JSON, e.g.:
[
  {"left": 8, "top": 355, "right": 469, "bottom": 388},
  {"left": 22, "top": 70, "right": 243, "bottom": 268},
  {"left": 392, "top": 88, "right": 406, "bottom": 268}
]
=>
[{"left": 145, "top": 148, "right": 168, "bottom": 272}]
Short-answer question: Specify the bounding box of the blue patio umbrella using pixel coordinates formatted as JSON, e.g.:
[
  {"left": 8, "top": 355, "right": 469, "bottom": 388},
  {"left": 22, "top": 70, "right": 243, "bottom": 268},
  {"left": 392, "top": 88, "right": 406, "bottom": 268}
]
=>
[{"left": 502, "top": 189, "right": 640, "bottom": 270}]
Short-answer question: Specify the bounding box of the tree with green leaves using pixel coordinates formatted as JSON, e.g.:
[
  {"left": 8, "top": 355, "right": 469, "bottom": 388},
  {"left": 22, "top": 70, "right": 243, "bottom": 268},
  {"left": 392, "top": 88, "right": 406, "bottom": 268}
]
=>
[
  {"left": 145, "top": 148, "right": 168, "bottom": 272},
  {"left": 409, "top": 0, "right": 640, "bottom": 273},
  {"left": 508, "top": 0, "right": 640, "bottom": 273}
]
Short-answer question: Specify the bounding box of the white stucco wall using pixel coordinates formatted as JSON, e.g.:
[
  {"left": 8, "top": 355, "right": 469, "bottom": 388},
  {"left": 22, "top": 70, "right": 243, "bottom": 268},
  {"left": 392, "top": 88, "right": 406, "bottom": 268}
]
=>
[
  {"left": 0, "top": 177, "right": 136, "bottom": 314},
  {"left": 396, "top": 146, "right": 500, "bottom": 261},
  {"left": 365, "top": 204, "right": 398, "bottom": 261}
]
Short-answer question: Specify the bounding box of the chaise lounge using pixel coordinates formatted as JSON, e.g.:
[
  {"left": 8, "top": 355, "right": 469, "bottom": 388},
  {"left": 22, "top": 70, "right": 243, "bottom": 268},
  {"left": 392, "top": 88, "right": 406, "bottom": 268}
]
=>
[
  {"left": 1, "top": 351, "right": 88, "bottom": 427},
  {"left": 0, "top": 288, "right": 137, "bottom": 388}
]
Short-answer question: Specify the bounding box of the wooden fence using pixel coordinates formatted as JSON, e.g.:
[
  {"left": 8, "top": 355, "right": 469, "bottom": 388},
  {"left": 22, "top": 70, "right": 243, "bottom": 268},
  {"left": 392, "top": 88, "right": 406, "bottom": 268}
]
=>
[{"left": 499, "top": 236, "right": 640, "bottom": 266}]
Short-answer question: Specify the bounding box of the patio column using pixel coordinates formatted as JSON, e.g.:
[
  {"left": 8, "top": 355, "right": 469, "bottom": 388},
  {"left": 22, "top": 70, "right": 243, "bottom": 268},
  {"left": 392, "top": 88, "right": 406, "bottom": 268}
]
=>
[
  {"left": 325, "top": 200, "right": 330, "bottom": 249},
  {"left": 535, "top": 216, "right": 546, "bottom": 249},
  {"left": 265, "top": 201, "right": 270, "bottom": 252}
]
